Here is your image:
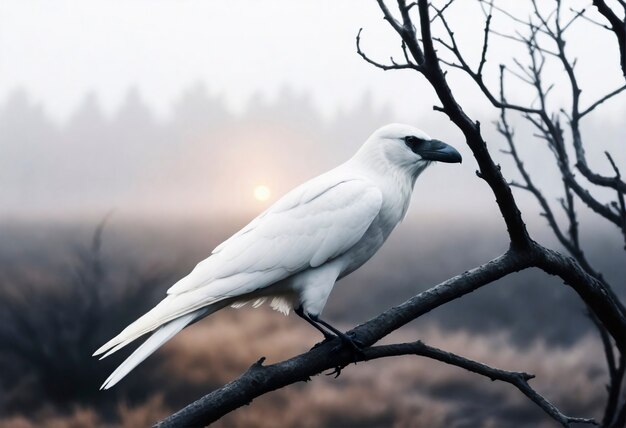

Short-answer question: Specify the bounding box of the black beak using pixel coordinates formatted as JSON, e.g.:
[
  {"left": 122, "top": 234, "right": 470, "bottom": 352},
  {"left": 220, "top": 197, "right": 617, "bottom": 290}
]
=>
[{"left": 415, "top": 139, "right": 462, "bottom": 163}]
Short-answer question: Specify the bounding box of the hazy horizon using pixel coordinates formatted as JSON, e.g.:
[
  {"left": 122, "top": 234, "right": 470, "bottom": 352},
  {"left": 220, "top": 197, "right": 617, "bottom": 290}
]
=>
[
  {"left": 1, "top": 1, "right": 625, "bottom": 426},
  {"left": 1, "top": 84, "right": 624, "bottom": 228}
]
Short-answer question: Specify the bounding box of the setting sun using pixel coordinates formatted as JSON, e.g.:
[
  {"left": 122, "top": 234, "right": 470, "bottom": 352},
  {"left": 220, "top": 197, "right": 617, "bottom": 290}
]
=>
[{"left": 253, "top": 185, "right": 271, "bottom": 202}]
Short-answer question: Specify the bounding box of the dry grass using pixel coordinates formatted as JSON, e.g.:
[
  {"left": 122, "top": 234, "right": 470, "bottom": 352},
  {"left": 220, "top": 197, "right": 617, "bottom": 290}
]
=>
[
  {"left": 0, "top": 309, "right": 605, "bottom": 427},
  {"left": 0, "top": 225, "right": 613, "bottom": 427}
]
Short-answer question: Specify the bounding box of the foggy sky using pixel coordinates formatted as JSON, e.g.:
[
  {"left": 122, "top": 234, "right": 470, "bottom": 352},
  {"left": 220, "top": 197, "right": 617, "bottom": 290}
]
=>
[
  {"left": 1, "top": 0, "right": 624, "bottom": 122},
  {"left": 1, "top": 0, "right": 625, "bottom": 246}
]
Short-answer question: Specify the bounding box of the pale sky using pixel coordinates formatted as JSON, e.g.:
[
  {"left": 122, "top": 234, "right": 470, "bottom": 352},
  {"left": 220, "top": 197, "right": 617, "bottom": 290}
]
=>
[
  {"left": 1, "top": 0, "right": 624, "bottom": 123},
  {"left": 0, "top": 0, "right": 624, "bottom": 240}
]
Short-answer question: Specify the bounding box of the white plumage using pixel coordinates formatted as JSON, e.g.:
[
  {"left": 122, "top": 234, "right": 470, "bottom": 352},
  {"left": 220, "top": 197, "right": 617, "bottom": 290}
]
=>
[{"left": 94, "top": 123, "right": 461, "bottom": 389}]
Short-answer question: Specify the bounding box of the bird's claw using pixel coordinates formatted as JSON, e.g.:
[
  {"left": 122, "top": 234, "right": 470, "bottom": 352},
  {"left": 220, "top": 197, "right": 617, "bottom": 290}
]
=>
[
  {"left": 326, "top": 364, "right": 346, "bottom": 378},
  {"left": 310, "top": 328, "right": 366, "bottom": 364},
  {"left": 330, "top": 333, "right": 366, "bottom": 361}
]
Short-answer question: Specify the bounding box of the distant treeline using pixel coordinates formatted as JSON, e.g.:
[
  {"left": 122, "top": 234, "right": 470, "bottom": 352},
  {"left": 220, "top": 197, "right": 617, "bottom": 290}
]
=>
[{"left": 0, "top": 85, "right": 392, "bottom": 217}]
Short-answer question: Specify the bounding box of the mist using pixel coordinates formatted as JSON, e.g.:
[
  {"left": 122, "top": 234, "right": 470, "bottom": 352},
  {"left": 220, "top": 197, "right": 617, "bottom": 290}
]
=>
[{"left": 1, "top": 0, "right": 625, "bottom": 426}]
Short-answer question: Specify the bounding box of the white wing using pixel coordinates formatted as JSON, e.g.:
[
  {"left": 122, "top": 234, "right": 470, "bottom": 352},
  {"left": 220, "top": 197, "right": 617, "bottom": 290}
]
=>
[
  {"left": 166, "top": 171, "right": 383, "bottom": 298},
  {"left": 94, "top": 170, "right": 383, "bottom": 359}
]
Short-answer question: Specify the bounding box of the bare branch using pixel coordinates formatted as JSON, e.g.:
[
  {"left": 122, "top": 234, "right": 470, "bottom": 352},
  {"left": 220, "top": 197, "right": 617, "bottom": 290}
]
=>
[
  {"left": 576, "top": 8, "right": 612, "bottom": 30},
  {"left": 356, "top": 28, "right": 420, "bottom": 71},
  {"left": 429, "top": 4, "right": 543, "bottom": 115},
  {"left": 429, "top": 0, "right": 455, "bottom": 23},
  {"left": 487, "top": 28, "right": 560, "bottom": 57},
  {"left": 475, "top": 0, "right": 626, "bottom": 234},
  {"left": 376, "top": 0, "right": 425, "bottom": 65},
  {"left": 592, "top": 0, "right": 626, "bottom": 78},
  {"left": 360, "top": 341, "right": 597, "bottom": 427},
  {"left": 497, "top": 70, "right": 572, "bottom": 254},
  {"left": 561, "top": 7, "right": 586, "bottom": 33},
  {"left": 480, "top": 0, "right": 551, "bottom": 38},
  {"left": 477, "top": 2, "right": 493, "bottom": 76},
  {"left": 156, "top": 251, "right": 533, "bottom": 427},
  {"left": 590, "top": 312, "right": 626, "bottom": 426},
  {"left": 157, "top": 244, "right": 622, "bottom": 427},
  {"left": 375, "top": 0, "right": 404, "bottom": 35},
  {"left": 580, "top": 84, "right": 626, "bottom": 117}
]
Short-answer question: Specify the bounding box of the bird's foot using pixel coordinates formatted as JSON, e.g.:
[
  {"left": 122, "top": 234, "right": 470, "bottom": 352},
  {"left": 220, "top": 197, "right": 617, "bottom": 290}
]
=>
[
  {"left": 331, "top": 331, "right": 365, "bottom": 359},
  {"left": 311, "top": 332, "right": 365, "bottom": 357},
  {"left": 318, "top": 332, "right": 366, "bottom": 377},
  {"left": 326, "top": 364, "right": 347, "bottom": 378}
]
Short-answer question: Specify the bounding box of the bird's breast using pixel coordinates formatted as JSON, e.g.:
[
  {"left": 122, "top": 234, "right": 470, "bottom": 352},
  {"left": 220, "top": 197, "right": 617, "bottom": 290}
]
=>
[
  {"left": 336, "top": 205, "right": 403, "bottom": 278},
  {"left": 337, "top": 176, "right": 413, "bottom": 278}
]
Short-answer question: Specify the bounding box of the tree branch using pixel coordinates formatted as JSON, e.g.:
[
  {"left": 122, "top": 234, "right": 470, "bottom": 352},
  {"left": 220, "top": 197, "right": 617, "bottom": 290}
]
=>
[
  {"left": 356, "top": 28, "right": 420, "bottom": 71},
  {"left": 156, "top": 250, "right": 533, "bottom": 427},
  {"left": 408, "top": 0, "right": 534, "bottom": 250},
  {"left": 580, "top": 84, "right": 626, "bottom": 117},
  {"left": 361, "top": 341, "right": 596, "bottom": 427},
  {"left": 592, "top": 0, "right": 626, "bottom": 78}
]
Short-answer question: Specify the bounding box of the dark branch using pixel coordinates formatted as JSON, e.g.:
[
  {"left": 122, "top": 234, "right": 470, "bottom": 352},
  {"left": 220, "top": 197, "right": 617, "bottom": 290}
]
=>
[
  {"left": 356, "top": 28, "right": 420, "bottom": 71},
  {"left": 580, "top": 84, "right": 626, "bottom": 117},
  {"left": 156, "top": 240, "right": 615, "bottom": 427},
  {"left": 415, "top": 0, "right": 625, "bottom": 348},
  {"left": 431, "top": 8, "right": 544, "bottom": 115},
  {"left": 477, "top": 2, "right": 493, "bottom": 76},
  {"left": 156, "top": 251, "right": 533, "bottom": 427},
  {"left": 361, "top": 341, "right": 596, "bottom": 427},
  {"left": 590, "top": 312, "right": 626, "bottom": 426},
  {"left": 592, "top": 0, "right": 626, "bottom": 78}
]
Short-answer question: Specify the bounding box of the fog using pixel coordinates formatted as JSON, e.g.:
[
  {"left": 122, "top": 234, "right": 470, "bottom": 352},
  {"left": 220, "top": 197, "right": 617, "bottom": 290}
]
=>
[
  {"left": 1, "top": 0, "right": 625, "bottom": 426},
  {"left": 1, "top": 84, "right": 624, "bottom": 225}
]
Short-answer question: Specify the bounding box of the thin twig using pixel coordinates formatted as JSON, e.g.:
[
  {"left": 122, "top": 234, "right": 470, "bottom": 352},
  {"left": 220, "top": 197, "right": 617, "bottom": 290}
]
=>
[
  {"left": 580, "top": 84, "right": 626, "bottom": 117},
  {"left": 356, "top": 28, "right": 420, "bottom": 71}
]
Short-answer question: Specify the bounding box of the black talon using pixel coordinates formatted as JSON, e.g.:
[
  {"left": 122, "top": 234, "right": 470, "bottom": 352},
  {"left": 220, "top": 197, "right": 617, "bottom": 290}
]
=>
[
  {"left": 326, "top": 365, "right": 346, "bottom": 378},
  {"left": 334, "top": 332, "right": 363, "bottom": 352},
  {"left": 331, "top": 333, "right": 365, "bottom": 361},
  {"left": 295, "top": 307, "right": 366, "bottom": 358}
]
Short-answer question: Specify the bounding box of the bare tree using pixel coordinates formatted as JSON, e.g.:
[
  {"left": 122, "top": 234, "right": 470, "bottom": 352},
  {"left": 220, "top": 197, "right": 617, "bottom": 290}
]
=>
[
  {"left": 425, "top": 1, "right": 626, "bottom": 424},
  {"left": 157, "top": 1, "right": 626, "bottom": 426}
]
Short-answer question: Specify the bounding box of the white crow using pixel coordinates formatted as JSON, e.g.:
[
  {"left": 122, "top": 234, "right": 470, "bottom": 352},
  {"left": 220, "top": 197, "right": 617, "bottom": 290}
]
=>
[{"left": 94, "top": 123, "right": 462, "bottom": 389}]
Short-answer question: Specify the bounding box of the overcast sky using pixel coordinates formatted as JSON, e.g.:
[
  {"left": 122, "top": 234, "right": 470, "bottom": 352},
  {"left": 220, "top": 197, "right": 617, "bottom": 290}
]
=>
[
  {"left": 0, "top": 0, "right": 624, "bottom": 241},
  {"left": 1, "top": 0, "right": 624, "bottom": 123}
]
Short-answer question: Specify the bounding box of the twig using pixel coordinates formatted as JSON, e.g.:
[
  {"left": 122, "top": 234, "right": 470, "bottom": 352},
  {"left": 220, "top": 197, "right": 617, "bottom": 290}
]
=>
[
  {"left": 580, "top": 84, "right": 626, "bottom": 117},
  {"left": 356, "top": 28, "right": 420, "bottom": 71}
]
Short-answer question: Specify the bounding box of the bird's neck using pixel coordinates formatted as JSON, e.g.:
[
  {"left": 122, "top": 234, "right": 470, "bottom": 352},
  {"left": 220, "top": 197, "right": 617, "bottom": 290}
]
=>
[{"left": 347, "top": 155, "right": 425, "bottom": 224}]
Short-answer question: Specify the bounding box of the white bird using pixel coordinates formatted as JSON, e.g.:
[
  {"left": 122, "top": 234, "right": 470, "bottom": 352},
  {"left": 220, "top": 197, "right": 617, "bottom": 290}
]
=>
[{"left": 94, "top": 123, "right": 462, "bottom": 389}]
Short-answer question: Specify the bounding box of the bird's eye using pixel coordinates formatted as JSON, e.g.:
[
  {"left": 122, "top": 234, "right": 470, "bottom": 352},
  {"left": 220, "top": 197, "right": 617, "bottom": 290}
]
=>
[{"left": 404, "top": 135, "right": 423, "bottom": 150}]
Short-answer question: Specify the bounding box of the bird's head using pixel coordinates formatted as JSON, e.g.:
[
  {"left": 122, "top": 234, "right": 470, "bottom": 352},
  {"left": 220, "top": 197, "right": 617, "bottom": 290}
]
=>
[{"left": 354, "top": 123, "right": 462, "bottom": 178}]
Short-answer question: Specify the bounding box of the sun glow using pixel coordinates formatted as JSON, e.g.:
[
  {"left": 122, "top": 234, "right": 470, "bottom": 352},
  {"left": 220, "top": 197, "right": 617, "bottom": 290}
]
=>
[{"left": 253, "top": 185, "right": 271, "bottom": 202}]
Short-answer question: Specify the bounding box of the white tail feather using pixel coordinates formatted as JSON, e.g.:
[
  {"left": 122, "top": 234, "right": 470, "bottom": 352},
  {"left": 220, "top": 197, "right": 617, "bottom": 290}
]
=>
[
  {"left": 100, "top": 311, "right": 201, "bottom": 390},
  {"left": 96, "top": 290, "right": 290, "bottom": 389},
  {"left": 94, "top": 293, "right": 228, "bottom": 358},
  {"left": 93, "top": 296, "right": 178, "bottom": 357}
]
